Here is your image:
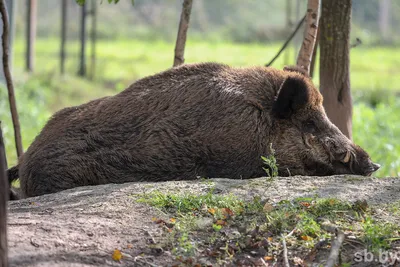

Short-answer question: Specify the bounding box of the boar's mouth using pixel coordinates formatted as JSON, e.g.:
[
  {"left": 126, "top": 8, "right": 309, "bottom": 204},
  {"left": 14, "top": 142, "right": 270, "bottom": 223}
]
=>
[{"left": 331, "top": 149, "right": 380, "bottom": 176}]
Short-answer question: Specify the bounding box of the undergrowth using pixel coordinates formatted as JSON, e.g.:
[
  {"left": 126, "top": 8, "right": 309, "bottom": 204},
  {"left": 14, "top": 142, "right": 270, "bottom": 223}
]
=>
[{"left": 137, "top": 189, "right": 400, "bottom": 265}]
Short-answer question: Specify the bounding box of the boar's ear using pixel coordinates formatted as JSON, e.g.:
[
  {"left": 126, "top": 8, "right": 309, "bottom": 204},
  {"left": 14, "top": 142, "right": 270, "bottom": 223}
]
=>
[{"left": 272, "top": 76, "right": 310, "bottom": 119}]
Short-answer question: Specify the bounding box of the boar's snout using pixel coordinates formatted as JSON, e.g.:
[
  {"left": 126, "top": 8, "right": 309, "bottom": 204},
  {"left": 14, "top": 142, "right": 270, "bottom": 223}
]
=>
[{"left": 327, "top": 138, "right": 380, "bottom": 176}]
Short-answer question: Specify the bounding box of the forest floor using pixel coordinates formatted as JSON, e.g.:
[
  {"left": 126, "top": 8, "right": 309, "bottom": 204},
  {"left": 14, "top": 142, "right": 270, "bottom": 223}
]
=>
[{"left": 7, "top": 175, "right": 400, "bottom": 267}]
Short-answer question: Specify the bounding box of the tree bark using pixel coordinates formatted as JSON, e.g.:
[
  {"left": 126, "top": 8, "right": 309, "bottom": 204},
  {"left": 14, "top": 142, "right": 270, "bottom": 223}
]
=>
[
  {"left": 319, "top": 0, "right": 353, "bottom": 139},
  {"left": 78, "top": 2, "right": 87, "bottom": 76},
  {"left": 90, "top": 0, "right": 96, "bottom": 80},
  {"left": 0, "top": 0, "right": 23, "bottom": 158},
  {"left": 379, "top": 0, "right": 391, "bottom": 41},
  {"left": 0, "top": 122, "right": 9, "bottom": 267},
  {"left": 173, "top": 0, "right": 193, "bottom": 67},
  {"left": 60, "top": 0, "right": 67, "bottom": 74},
  {"left": 309, "top": 22, "right": 320, "bottom": 78},
  {"left": 25, "top": 0, "right": 37, "bottom": 72},
  {"left": 296, "top": 0, "right": 320, "bottom": 75}
]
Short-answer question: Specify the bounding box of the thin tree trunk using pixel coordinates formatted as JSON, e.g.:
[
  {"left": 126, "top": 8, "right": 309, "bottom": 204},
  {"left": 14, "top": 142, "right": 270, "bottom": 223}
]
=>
[
  {"left": 319, "top": 0, "right": 352, "bottom": 139},
  {"left": 0, "top": 122, "right": 9, "bottom": 267},
  {"left": 284, "top": 0, "right": 292, "bottom": 65},
  {"left": 379, "top": 0, "right": 391, "bottom": 41},
  {"left": 296, "top": 0, "right": 320, "bottom": 75},
  {"left": 60, "top": 0, "right": 67, "bottom": 74},
  {"left": 173, "top": 0, "right": 193, "bottom": 67},
  {"left": 0, "top": 0, "right": 23, "bottom": 158},
  {"left": 25, "top": 0, "right": 36, "bottom": 72},
  {"left": 309, "top": 21, "right": 320, "bottom": 78},
  {"left": 90, "top": 0, "right": 96, "bottom": 80},
  {"left": 78, "top": 2, "right": 87, "bottom": 76}
]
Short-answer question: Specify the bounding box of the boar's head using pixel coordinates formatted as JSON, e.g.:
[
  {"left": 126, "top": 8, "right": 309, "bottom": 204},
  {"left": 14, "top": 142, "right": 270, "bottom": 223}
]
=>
[{"left": 269, "top": 71, "right": 380, "bottom": 177}]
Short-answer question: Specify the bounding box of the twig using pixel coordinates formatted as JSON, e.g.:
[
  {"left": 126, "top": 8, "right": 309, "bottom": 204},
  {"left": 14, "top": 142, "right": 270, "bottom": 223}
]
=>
[
  {"left": 266, "top": 15, "right": 306, "bottom": 67},
  {"left": 0, "top": 0, "right": 23, "bottom": 157},
  {"left": 286, "top": 227, "right": 296, "bottom": 238},
  {"left": 321, "top": 223, "right": 345, "bottom": 267},
  {"left": 173, "top": 0, "right": 193, "bottom": 67},
  {"left": 350, "top": 38, "right": 362, "bottom": 48},
  {"left": 281, "top": 234, "right": 290, "bottom": 267}
]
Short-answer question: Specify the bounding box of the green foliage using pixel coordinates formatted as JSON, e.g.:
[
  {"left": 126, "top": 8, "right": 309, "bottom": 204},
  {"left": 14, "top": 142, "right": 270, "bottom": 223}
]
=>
[
  {"left": 353, "top": 100, "right": 400, "bottom": 177},
  {"left": 261, "top": 143, "right": 278, "bottom": 178},
  {"left": 137, "top": 188, "right": 400, "bottom": 261},
  {"left": 137, "top": 189, "right": 244, "bottom": 215},
  {"left": 362, "top": 217, "right": 399, "bottom": 252}
]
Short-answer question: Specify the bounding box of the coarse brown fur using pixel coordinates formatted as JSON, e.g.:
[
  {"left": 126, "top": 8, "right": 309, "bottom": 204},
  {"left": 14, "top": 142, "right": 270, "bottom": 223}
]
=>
[{"left": 8, "top": 63, "right": 379, "bottom": 198}]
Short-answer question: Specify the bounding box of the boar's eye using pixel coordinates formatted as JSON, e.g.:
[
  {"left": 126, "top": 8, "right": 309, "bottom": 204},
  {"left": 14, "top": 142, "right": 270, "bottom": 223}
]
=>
[{"left": 303, "top": 120, "right": 317, "bottom": 133}]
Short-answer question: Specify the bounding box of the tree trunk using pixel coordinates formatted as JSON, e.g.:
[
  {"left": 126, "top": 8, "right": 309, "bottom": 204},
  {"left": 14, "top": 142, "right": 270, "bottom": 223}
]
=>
[
  {"left": 25, "top": 0, "right": 36, "bottom": 72},
  {"left": 173, "top": 0, "right": 193, "bottom": 67},
  {"left": 296, "top": 0, "right": 320, "bottom": 75},
  {"left": 309, "top": 22, "right": 320, "bottom": 78},
  {"left": 319, "top": 0, "right": 352, "bottom": 139},
  {"left": 0, "top": 122, "right": 8, "bottom": 267},
  {"left": 0, "top": 0, "right": 23, "bottom": 158},
  {"left": 379, "top": 0, "right": 391, "bottom": 41},
  {"left": 60, "top": 0, "right": 67, "bottom": 74},
  {"left": 90, "top": 0, "right": 96, "bottom": 80},
  {"left": 78, "top": 2, "right": 87, "bottom": 76}
]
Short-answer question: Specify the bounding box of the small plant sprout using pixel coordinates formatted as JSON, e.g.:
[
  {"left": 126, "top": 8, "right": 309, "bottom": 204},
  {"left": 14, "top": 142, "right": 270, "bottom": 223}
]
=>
[{"left": 261, "top": 143, "right": 279, "bottom": 178}]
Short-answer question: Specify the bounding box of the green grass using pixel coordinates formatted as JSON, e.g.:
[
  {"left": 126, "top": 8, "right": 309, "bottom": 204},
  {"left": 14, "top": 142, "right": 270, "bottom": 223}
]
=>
[
  {"left": 11, "top": 38, "right": 400, "bottom": 91},
  {"left": 0, "top": 38, "right": 399, "bottom": 177}
]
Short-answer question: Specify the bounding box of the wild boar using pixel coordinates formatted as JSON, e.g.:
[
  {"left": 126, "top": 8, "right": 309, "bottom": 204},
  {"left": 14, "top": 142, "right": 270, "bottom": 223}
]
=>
[{"left": 8, "top": 63, "right": 380, "bottom": 198}]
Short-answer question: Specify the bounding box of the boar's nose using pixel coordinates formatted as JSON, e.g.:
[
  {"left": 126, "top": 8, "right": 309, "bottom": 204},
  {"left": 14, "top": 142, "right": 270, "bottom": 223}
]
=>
[
  {"left": 372, "top": 163, "right": 380, "bottom": 172},
  {"left": 366, "top": 162, "right": 380, "bottom": 176}
]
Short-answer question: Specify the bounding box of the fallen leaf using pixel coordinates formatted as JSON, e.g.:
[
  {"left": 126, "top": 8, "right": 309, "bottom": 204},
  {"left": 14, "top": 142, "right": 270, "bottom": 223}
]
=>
[
  {"left": 221, "top": 208, "right": 234, "bottom": 216},
  {"left": 267, "top": 237, "right": 273, "bottom": 242},
  {"left": 126, "top": 244, "right": 133, "bottom": 249},
  {"left": 215, "top": 220, "right": 227, "bottom": 226},
  {"left": 299, "top": 202, "right": 311, "bottom": 208},
  {"left": 264, "top": 256, "right": 273, "bottom": 260},
  {"left": 154, "top": 219, "right": 166, "bottom": 225},
  {"left": 208, "top": 208, "right": 216, "bottom": 215},
  {"left": 301, "top": 235, "right": 312, "bottom": 241},
  {"left": 169, "top": 218, "right": 176, "bottom": 223},
  {"left": 112, "top": 249, "right": 122, "bottom": 261}
]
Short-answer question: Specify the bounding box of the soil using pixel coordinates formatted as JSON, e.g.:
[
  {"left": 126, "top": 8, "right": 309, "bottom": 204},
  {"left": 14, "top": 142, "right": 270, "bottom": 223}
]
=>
[{"left": 7, "top": 175, "right": 400, "bottom": 267}]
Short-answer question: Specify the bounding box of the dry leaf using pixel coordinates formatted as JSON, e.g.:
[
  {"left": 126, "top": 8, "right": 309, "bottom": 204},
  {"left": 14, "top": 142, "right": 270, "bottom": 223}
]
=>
[
  {"left": 169, "top": 218, "right": 176, "bottom": 223},
  {"left": 112, "top": 249, "right": 122, "bottom": 261},
  {"left": 215, "top": 220, "right": 227, "bottom": 226},
  {"left": 126, "top": 243, "right": 133, "bottom": 249},
  {"left": 299, "top": 202, "right": 311, "bottom": 208},
  {"left": 267, "top": 237, "right": 273, "bottom": 242},
  {"left": 221, "top": 208, "right": 234, "bottom": 216},
  {"left": 208, "top": 208, "right": 216, "bottom": 215},
  {"left": 264, "top": 256, "right": 274, "bottom": 260},
  {"left": 301, "top": 235, "right": 312, "bottom": 241},
  {"left": 154, "top": 219, "right": 166, "bottom": 225}
]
